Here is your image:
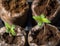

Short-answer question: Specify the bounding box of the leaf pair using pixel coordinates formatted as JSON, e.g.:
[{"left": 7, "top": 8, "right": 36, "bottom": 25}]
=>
[
  {"left": 33, "top": 14, "right": 51, "bottom": 26},
  {"left": 5, "top": 22, "right": 16, "bottom": 36}
]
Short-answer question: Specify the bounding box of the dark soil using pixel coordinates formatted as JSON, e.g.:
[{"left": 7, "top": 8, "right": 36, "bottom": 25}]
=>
[
  {"left": 0, "top": 26, "right": 26, "bottom": 46},
  {"left": 0, "top": 0, "right": 60, "bottom": 46},
  {"left": 29, "top": 24, "right": 60, "bottom": 46},
  {"left": 2, "top": 0, "right": 27, "bottom": 13},
  {"left": 34, "top": 0, "right": 59, "bottom": 20},
  {"left": 0, "top": 0, "right": 29, "bottom": 27}
]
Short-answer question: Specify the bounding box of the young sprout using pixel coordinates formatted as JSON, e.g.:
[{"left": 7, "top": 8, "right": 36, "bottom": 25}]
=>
[
  {"left": 33, "top": 14, "right": 51, "bottom": 26},
  {"left": 5, "top": 22, "right": 16, "bottom": 36}
]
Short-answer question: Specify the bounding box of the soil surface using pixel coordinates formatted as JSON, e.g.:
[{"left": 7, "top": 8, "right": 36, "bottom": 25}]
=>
[
  {"left": 2, "top": 0, "right": 28, "bottom": 14},
  {"left": 0, "top": 0, "right": 60, "bottom": 46},
  {"left": 0, "top": 26, "right": 26, "bottom": 46},
  {"left": 34, "top": 0, "right": 59, "bottom": 20},
  {"left": 28, "top": 24, "right": 60, "bottom": 46},
  {"left": 0, "top": 0, "right": 29, "bottom": 27}
]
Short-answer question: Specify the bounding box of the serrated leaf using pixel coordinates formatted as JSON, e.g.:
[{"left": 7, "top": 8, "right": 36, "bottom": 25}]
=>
[{"left": 33, "top": 14, "right": 51, "bottom": 26}]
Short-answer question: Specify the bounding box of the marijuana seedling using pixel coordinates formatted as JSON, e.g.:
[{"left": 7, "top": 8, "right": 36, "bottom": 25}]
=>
[
  {"left": 5, "top": 22, "right": 16, "bottom": 36},
  {"left": 33, "top": 14, "right": 51, "bottom": 26}
]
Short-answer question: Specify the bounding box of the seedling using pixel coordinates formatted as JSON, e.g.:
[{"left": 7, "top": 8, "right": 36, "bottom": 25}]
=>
[
  {"left": 33, "top": 14, "right": 51, "bottom": 26},
  {"left": 5, "top": 22, "right": 16, "bottom": 36}
]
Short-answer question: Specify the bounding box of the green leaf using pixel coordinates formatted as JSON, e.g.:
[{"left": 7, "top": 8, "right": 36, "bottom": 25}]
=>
[
  {"left": 6, "top": 30, "right": 9, "bottom": 33},
  {"left": 38, "top": 22, "right": 43, "bottom": 26},
  {"left": 5, "top": 22, "right": 11, "bottom": 29},
  {"left": 33, "top": 16, "right": 42, "bottom": 22},
  {"left": 42, "top": 18, "right": 51, "bottom": 23},
  {"left": 40, "top": 14, "right": 45, "bottom": 18},
  {"left": 10, "top": 25, "right": 16, "bottom": 36},
  {"left": 11, "top": 25, "right": 15, "bottom": 29},
  {"left": 5, "top": 22, "right": 11, "bottom": 33},
  {"left": 5, "top": 22, "right": 16, "bottom": 36},
  {"left": 33, "top": 13, "right": 51, "bottom": 26},
  {"left": 33, "top": 16, "right": 40, "bottom": 20},
  {"left": 10, "top": 30, "right": 16, "bottom": 36}
]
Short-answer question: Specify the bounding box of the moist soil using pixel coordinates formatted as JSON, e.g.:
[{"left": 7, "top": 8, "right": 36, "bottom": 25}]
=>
[
  {"left": 2, "top": 0, "right": 27, "bottom": 13},
  {"left": 0, "top": 0, "right": 60, "bottom": 46},
  {"left": 29, "top": 24, "right": 60, "bottom": 46},
  {"left": 1, "top": 0, "right": 29, "bottom": 27},
  {"left": 0, "top": 26, "right": 26, "bottom": 46},
  {"left": 34, "top": 0, "right": 59, "bottom": 20}
]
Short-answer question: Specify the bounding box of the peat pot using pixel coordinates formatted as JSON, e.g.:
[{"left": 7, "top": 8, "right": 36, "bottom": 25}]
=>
[
  {"left": 0, "top": 26, "right": 26, "bottom": 46},
  {"left": 0, "top": 0, "right": 29, "bottom": 27},
  {"left": 28, "top": 24, "right": 60, "bottom": 46},
  {"left": 32, "top": 0, "right": 60, "bottom": 20}
]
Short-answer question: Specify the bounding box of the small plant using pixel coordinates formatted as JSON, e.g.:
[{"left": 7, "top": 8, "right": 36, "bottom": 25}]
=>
[
  {"left": 5, "top": 22, "right": 16, "bottom": 36},
  {"left": 33, "top": 14, "right": 51, "bottom": 26}
]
